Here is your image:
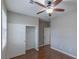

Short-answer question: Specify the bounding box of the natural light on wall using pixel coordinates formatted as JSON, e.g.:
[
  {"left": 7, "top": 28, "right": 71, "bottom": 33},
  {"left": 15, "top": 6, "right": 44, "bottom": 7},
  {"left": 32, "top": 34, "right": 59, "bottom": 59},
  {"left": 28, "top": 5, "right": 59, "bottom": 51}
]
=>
[{"left": 2, "top": 10, "right": 7, "bottom": 49}]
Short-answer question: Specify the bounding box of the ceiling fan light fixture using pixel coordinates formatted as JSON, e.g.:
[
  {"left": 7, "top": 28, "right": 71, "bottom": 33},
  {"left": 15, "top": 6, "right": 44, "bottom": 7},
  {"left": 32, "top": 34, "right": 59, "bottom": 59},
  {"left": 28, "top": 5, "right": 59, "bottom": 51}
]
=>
[
  {"left": 53, "top": 0, "right": 56, "bottom": 2},
  {"left": 46, "top": 8, "right": 53, "bottom": 13}
]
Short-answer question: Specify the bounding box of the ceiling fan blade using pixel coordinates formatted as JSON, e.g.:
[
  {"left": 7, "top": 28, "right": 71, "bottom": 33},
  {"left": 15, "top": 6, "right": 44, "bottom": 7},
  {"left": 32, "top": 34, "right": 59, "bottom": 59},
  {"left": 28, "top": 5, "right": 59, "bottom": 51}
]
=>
[
  {"left": 54, "top": 8, "right": 64, "bottom": 12},
  {"left": 53, "top": 0, "right": 62, "bottom": 6},
  {"left": 37, "top": 10, "right": 45, "bottom": 14},
  {"left": 34, "top": 1, "right": 46, "bottom": 8}
]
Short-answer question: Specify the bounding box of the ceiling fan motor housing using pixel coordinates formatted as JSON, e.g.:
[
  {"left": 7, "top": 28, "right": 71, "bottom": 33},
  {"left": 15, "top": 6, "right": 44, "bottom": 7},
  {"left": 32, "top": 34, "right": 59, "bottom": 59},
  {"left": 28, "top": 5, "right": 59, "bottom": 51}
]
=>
[{"left": 48, "top": 1, "right": 52, "bottom": 6}]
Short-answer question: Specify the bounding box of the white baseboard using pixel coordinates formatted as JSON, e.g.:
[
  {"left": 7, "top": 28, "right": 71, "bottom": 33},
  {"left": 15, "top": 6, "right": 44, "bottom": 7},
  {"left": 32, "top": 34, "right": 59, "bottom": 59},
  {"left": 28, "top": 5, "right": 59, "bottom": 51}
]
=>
[
  {"left": 35, "top": 48, "right": 39, "bottom": 51},
  {"left": 51, "top": 47, "right": 77, "bottom": 59},
  {"left": 39, "top": 45, "right": 44, "bottom": 47},
  {"left": 39, "top": 44, "right": 50, "bottom": 47}
]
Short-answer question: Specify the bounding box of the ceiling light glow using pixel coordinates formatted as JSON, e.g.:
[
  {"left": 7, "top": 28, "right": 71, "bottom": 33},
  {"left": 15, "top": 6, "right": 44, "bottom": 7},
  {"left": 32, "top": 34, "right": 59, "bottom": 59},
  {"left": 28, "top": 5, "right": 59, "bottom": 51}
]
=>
[
  {"left": 53, "top": 0, "right": 56, "bottom": 2},
  {"left": 46, "top": 8, "right": 53, "bottom": 13}
]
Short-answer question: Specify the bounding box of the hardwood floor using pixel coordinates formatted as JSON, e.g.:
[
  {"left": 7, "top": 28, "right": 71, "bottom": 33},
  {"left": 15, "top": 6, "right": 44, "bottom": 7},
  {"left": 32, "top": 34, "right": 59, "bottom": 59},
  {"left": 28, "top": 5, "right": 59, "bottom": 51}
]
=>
[{"left": 11, "top": 45, "right": 76, "bottom": 59}]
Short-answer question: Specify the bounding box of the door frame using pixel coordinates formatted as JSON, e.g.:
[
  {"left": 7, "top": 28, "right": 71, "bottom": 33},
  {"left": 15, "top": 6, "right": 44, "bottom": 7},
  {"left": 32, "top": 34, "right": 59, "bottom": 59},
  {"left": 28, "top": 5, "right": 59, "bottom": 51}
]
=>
[{"left": 25, "top": 25, "right": 39, "bottom": 51}]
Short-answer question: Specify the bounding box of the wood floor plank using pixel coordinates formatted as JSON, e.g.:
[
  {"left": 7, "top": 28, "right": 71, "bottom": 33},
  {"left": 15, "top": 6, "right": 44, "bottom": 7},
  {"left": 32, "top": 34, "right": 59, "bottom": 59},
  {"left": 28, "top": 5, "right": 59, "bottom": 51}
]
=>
[{"left": 11, "top": 45, "right": 76, "bottom": 59}]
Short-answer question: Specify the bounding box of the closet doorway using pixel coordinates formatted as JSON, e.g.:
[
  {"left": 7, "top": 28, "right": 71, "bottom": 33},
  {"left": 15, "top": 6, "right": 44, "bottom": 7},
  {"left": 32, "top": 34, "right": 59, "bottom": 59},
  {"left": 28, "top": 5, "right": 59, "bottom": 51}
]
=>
[{"left": 26, "top": 26, "right": 36, "bottom": 51}]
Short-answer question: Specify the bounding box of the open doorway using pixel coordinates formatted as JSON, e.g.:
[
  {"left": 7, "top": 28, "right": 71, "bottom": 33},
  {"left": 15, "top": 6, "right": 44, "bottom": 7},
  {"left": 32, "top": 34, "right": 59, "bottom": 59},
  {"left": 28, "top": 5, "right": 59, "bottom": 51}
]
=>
[
  {"left": 39, "top": 20, "right": 50, "bottom": 47},
  {"left": 25, "top": 26, "right": 36, "bottom": 51},
  {"left": 25, "top": 26, "right": 38, "bottom": 58},
  {"left": 44, "top": 27, "right": 51, "bottom": 46}
]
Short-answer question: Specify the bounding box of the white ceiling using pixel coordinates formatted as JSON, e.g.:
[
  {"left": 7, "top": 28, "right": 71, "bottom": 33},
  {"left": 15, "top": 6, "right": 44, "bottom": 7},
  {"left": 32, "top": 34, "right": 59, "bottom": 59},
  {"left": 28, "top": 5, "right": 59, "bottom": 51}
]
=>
[{"left": 5, "top": 0, "right": 77, "bottom": 21}]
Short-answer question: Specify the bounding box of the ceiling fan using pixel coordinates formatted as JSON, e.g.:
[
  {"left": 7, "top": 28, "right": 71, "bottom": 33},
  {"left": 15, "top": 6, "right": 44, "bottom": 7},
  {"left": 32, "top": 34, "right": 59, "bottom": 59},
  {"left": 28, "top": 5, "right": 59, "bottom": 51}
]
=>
[{"left": 30, "top": 0, "right": 64, "bottom": 16}]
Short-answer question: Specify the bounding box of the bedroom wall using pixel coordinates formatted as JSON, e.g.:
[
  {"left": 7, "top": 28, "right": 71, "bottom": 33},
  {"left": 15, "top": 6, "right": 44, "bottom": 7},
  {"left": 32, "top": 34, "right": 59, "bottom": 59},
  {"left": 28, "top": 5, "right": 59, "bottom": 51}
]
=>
[
  {"left": 7, "top": 11, "right": 39, "bottom": 58},
  {"left": 50, "top": 10, "right": 77, "bottom": 57}
]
